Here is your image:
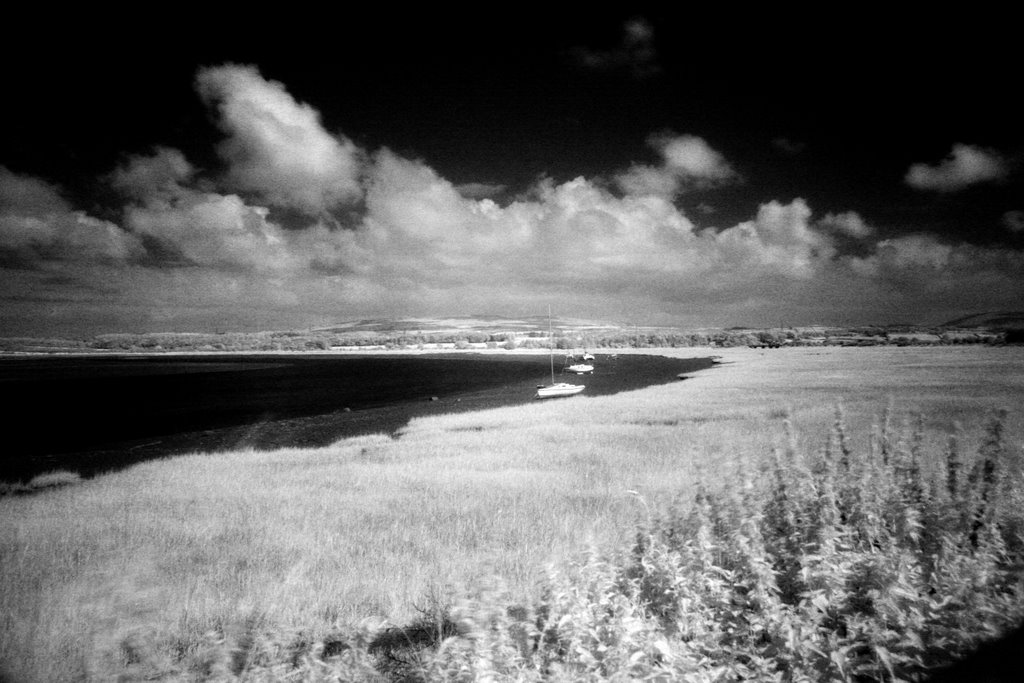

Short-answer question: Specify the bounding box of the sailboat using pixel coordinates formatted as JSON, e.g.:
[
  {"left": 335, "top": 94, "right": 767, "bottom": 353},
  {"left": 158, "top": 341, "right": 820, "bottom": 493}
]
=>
[
  {"left": 562, "top": 349, "right": 593, "bottom": 374},
  {"left": 565, "top": 359, "right": 594, "bottom": 374},
  {"left": 536, "top": 308, "right": 585, "bottom": 398}
]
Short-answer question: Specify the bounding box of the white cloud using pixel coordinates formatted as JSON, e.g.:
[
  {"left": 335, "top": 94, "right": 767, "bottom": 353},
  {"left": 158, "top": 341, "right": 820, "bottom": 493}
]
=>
[
  {"left": 125, "top": 191, "right": 294, "bottom": 272},
  {"left": 873, "top": 234, "right": 954, "bottom": 269},
  {"left": 0, "top": 167, "right": 144, "bottom": 263},
  {"left": 0, "top": 165, "right": 70, "bottom": 217},
  {"left": 4, "top": 66, "right": 1024, "bottom": 335},
  {"left": 844, "top": 235, "right": 1024, "bottom": 321},
  {"left": 614, "top": 163, "right": 681, "bottom": 198},
  {"left": 905, "top": 143, "right": 1008, "bottom": 192},
  {"left": 615, "top": 133, "right": 738, "bottom": 198},
  {"left": 453, "top": 182, "right": 508, "bottom": 200},
  {"left": 0, "top": 211, "right": 144, "bottom": 262},
  {"left": 711, "top": 199, "right": 831, "bottom": 279},
  {"left": 817, "top": 211, "right": 874, "bottom": 238},
  {"left": 108, "top": 147, "right": 194, "bottom": 201},
  {"left": 195, "top": 64, "right": 364, "bottom": 214},
  {"left": 6, "top": 148, "right": 1023, "bottom": 331},
  {"left": 656, "top": 134, "right": 736, "bottom": 182}
]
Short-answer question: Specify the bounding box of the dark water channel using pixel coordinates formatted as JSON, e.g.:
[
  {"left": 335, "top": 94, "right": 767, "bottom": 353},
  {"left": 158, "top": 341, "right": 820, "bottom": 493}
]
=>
[{"left": 0, "top": 353, "right": 714, "bottom": 482}]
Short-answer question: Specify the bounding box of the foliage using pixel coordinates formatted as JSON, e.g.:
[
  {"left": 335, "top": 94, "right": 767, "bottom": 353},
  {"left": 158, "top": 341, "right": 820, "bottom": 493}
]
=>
[
  {"left": 0, "top": 323, "right": 1010, "bottom": 354},
  {"left": 395, "top": 407, "right": 1024, "bottom": 682},
  {"left": 65, "top": 407, "right": 1022, "bottom": 681}
]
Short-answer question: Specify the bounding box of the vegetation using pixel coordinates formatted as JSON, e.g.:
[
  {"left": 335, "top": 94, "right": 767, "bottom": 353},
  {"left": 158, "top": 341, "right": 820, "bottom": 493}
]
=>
[
  {"left": 359, "top": 408, "right": 1024, "bottom": 681},
  {"left": 1, "top": 347, "right": 1022, "bottom": 680},
  {"left": 0, "top": 321, "right": 1015, "bottom": 354}
]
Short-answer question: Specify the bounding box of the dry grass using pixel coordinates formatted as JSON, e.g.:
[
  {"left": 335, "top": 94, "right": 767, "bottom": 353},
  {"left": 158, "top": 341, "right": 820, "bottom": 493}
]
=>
[{"left": 1, "top": 345, "right": 1022, "bottom": 680}]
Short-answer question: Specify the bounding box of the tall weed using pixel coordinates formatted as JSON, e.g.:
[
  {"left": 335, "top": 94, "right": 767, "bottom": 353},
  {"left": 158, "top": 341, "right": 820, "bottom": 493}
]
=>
[{"left": 403, "top": 407, "right": 1024, "bottom": 682}]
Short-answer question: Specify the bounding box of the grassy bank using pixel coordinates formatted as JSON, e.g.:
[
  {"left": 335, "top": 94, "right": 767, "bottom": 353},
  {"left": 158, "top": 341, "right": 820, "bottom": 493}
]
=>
[{"left": 1, "top": 346, "right": 1023, "bottom": 680}]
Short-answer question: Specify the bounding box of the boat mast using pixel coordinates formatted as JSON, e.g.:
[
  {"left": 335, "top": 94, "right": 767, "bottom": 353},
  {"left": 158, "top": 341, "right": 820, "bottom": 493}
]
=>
[{"left": 548, "top": 305, "right": 555, "bottom": 384}]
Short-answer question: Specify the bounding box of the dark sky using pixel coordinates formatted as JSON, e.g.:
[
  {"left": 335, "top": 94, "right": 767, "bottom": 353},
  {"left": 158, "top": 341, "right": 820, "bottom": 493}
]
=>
[{"left": 1, "top": 8, "right": 1021, "bottom": 336}]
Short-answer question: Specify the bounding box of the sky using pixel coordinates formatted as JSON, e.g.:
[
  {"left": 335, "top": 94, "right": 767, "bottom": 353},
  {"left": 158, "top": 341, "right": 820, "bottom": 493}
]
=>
[{"left": 1, "top": 8, "right": 1021, "bottom": 337}]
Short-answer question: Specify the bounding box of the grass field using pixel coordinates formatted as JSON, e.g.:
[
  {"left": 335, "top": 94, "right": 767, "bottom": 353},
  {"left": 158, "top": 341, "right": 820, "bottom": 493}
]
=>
[{"left": 1, "top": 346, "right": 1023, "bottom": 680}]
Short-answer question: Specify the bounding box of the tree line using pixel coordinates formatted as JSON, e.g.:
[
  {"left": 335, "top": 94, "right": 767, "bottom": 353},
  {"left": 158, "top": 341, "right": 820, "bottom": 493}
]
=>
[{"left": 0, "top": 326, "right": 1016, "bottom": 353}]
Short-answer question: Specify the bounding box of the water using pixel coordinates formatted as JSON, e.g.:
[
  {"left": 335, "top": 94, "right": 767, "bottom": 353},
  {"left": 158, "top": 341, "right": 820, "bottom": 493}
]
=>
[{"left": 0, "top": 352, "right": 714, "bottom": 481}]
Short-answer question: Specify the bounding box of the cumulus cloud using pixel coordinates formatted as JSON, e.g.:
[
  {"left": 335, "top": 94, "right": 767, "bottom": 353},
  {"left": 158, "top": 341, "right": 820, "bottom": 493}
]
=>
[
  {"left": 614, "top": 164, "right": 679, "bottom": 198},
  {"left": 3, "top": 65, "right": 1023, "bottom": 335},
  {"left": 125, "top": 192, "right": 294, "bottom": 272},
  {"left": 108, "top": 147, "right": 194, "bottom": 201},
  {"left": 453, "top": 182, "right": 508, "bottom": 200},
  {"left": 0, "top": 165, "right": 70, "bottom": 217},
  {"left": 905, "top": 143, "right": 1009, "bottom": 192},
  {"left": 657, "top": 134, "right": 737, "bottom": 182},
  {"left": 195, "top": 64, "right": 364, "bottom": 214},
  {"left": 817, "top": 211, "right": 874, "bottom": 239},
  {"left": 573, "top": 18, "right": 660, "bottom": 78},
  {"left": 709, "top": 199, "right": 832, "bottom": 280},
  {"left": 0, "top": 211, "right": 144, "bottom": 263},
  {"left": 871, "top": 234, "right": 954, "bottom": 270},
  {"left": 616, "top": 133, "right": 738, "bottom": 198},
  {"left": 0, "top": 167, "right": 144, "bottom": 263},
  {"left": 845, "top": 235, "right": 1024, "bottom": 319}
]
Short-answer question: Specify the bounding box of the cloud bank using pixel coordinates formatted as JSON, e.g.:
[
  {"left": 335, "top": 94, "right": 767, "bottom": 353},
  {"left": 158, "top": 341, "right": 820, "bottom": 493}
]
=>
[{"left": 1, "top": 66, "right": 1022, "bottom": 336}]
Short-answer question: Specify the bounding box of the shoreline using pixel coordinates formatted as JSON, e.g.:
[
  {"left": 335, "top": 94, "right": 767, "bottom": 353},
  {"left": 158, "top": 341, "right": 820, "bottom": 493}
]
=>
[{"left": 3, "top": 351, "right": 720, "bottom": 483}]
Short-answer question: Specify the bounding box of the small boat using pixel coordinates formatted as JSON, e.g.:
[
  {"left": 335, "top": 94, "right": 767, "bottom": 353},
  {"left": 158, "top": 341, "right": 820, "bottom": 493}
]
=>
[
  {"left": 536, "top": 382, "right": 586, "bottom": 398},
  {"left": 536, "top": 307, "right": 584, "bottom": 399},
  {"left": 564, "top": 349, "right": 593, "bottom": 374}
]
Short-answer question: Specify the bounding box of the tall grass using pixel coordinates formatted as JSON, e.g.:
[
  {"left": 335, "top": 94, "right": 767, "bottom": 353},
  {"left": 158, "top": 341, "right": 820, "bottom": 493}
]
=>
[
  {"left": 1, "top": 346, "right": 1022, "bottom": 680},
  {"left": 36, "top": 406, "right": 1015, "bottom": 682},
  {"left": 369, "top": 408, "right": 1024, "bottom": 681}
]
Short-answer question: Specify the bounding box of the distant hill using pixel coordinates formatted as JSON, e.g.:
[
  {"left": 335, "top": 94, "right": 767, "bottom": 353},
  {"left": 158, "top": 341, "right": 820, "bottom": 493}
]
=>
[
  {"left": 315, "top": 315, "right": 633, "bottom": 336},
  {"left": 940, "top": 312, "right": 1024, "bottom": 329}
]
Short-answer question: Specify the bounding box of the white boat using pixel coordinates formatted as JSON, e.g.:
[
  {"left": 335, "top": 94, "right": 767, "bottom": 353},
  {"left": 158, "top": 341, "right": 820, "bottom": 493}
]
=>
[
  {"left": 582, "top": 352, "right": 595, "bottom": 361},
  {"left": 565, "top": 363, "right": 593, "bottom": 374},
  {"left": 536, "top": 308, "right": 585, "bottom": 399},
  {"left": 536, "top": 382, "right": 586, "bottom": 398}
]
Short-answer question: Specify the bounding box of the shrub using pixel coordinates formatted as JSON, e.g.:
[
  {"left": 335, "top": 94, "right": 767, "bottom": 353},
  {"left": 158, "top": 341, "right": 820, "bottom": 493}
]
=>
[
  {"left": 407, "top": 407, "right": 1024, "bottom": 682},
  {"left": 80, "top": 408, "right": 1024, "bottom": 681}
]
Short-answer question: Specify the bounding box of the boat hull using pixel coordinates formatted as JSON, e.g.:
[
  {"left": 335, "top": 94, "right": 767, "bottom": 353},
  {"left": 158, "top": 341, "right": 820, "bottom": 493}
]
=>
[
  {"left": 566, "top": 364, "right": 593, "bottom": 374},
  {"left": 536, "top": 383, "right": 585, "bottom": 398}
]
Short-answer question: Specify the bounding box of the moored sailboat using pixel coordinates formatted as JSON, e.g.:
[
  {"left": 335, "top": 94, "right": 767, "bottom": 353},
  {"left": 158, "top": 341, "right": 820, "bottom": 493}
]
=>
[
  {"left": 536, "top": 382, "right": 585, "bottom": 398},
  {"left": 565, "top": 362, "right": 594, "bottom": 374},
  {"left": 536, "top": 308, "right": 585, "bottom": 399}
]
